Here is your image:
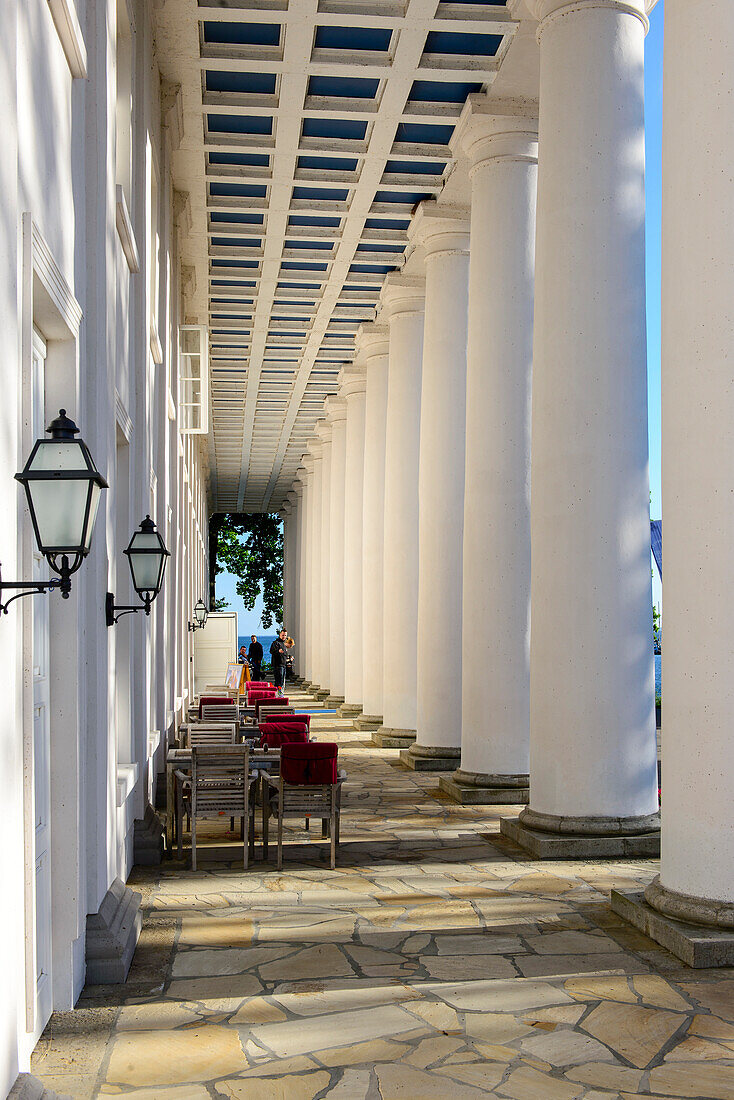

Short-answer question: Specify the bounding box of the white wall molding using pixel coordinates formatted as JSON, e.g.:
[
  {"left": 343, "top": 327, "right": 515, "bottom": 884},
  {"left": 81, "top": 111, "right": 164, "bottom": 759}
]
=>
[{"left": 47, "top": 0, "right": 87, "bottom": 79}]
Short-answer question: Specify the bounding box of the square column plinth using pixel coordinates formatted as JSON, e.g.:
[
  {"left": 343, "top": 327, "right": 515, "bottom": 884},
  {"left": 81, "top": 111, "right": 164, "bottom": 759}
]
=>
[
  {"left": 372, "top": 727, "right": 415, "bottom": 748},
  {"left": 611, "top": 889, "right": 734, "bottom": 969},
  {"left": 354, "top": 714, "right": 382, "bottom": 732},
  {"left": 399, "top": 746, "right": 460, "bottom": 771},
  {"left": 439, "top": 775, "right": 529, "bottom": 806},
  {"left": 500, "top": 817, "right": 660, "bottom": 860}
]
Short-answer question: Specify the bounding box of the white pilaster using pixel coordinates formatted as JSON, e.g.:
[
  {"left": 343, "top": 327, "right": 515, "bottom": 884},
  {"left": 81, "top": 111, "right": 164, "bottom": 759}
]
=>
[
  {"left": 649, "top": 0, "right": 734, "bottom": 919},
  {"left": 315, "top": 419, "right": 333, "bottom": 696},
  {"left": 290, "top": 481, "right": 304, "bottom": 669},
  {"left": 359, "top": 324, "right": 390, "bottom": 725},
  {"left": 340, "top": 362, "right": 367, "bottom": 715},
  {"left": 409, "top": 203, "right": 470, "bottom": 767},
  {"left": 306, "top": 439, "right": 324, "bottom": 689},
  {"left": 451, "top": 97, "right": 538, "bottom": 795},
  {"left": 325, "top": 396, "right": 348, "bottom": 704},
  {"left": 518, "top": 0, "right": 658, "bottom": 839},
  {"left": 380, "top": 274, "right": 425, "bottom": 740}
]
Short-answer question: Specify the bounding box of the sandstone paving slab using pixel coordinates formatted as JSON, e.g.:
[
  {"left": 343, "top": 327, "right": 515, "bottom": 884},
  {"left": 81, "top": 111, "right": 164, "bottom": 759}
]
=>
[
  {"left": 105, "top": 1025, "right": 247, "bottom": 1086},
  {"left": 581, "top": 1000, "right": 688, "bottom": 1068},
  {"left": 565, "top": 1060, "right": 644, "bottom": 1091},
  {"left": 270, "top": 978, "right": 422, "bottom": 1016},
  {"left": 115, "top": 1002, "right": 202, "bottom": 1031},
  {"left": 518, "top": 1027, "right": 616, "bottom": 1066},
  {"left": 495, "top": 1064, "right": 585, "bottom": 1099},
  {"left": 250, "top": 1003, "right": 423, "bottom": 1057},
  {"left": 256, "top": 943, "right": 357, "bottom": 981},
  {"left": 433, "top": 933, "right": 526, "bottom": 955},
  {"left": 420, "top": 953, "right": 518, "bottom": 981},
  {"left": 171, "top": 945, "right": 295, "bottom": 978},
  {"left": 524, "top": 930, "right": 623, "bottom": 954},
  {"left": 102, "top": 1087, "right": 211, "bottom": 1099},
  {"left": 690, "top": 1013, "right": 734, "bottom": 1040},
  {"left": 375, "top": 1063, "right": 493, "bottom": 1098},
  {"left": 433, "top": 1061, "right": 509, "bottom": 1089},
  {"left": 165, "top": 974, "right": 263, "bottom": 1001},
  {"left": 515, "top": 952, "right": 648, "bottom": 978},
  {"left": 313, "top": 1037, "right": 411, "bottom": 1067},
  {"left": 664, "top": 1034, "right": 734, "bottom": 1060},
  {"left": 218, "top": 1070, "right": 331, "bottom": 1099},
  {"left": 432, "top": 977, "right": 575, "bottom": 1012},
  {"left": 678, "top": 979, "right": 734, "bottom": 1020},
  {"left": 323, "top": 1068, "right": 372, "bottom": 1097},
  {"left": 648, "top": 1061, "right": 734, "bottom": 1099}
]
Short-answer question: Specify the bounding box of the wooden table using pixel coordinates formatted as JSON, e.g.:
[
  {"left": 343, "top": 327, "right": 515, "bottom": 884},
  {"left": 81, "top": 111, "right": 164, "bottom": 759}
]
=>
[{"left": 165, "top": 746, "right": 281, "bottom": 852}]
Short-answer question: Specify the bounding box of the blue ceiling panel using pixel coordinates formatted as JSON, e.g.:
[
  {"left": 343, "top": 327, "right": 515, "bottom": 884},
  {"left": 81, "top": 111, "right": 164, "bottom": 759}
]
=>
[
  {"left": 292, "top": 185, "right": 349, "bottom": 201},
  {"left": 206, "top": 70, "right": 277, "bottom": 95},
  {"left": 208, "top": 152, "right": 270, "bottom": 167},
  {"left": 394, "top": 121, "right": 455, "bottom": 145},
  {"left": 385, "top": 158, "right": 447, "bottom": 175},
  {"left": 424, "top": 30, "right": 502, "bottom": 55},
  {"left": 210, "top": 182, "right": 268, "bottom": 198},
  {"left": 207, "top": 113, "right": 273, "bottom": 135},
  {"left": 315, "top": 25, "right": 392, "bottom": 51},
  {"left": 297, "top": 154, "right": 359, "bottom": 171},
  {"left": 302, "top": 117, "right": 367, "bottom": 140},
  {"left": 210, "top": 211, "right": 264, "bottom": 223},
  {"left": 409, "top": 80, "right": 483, "bottom": 103},
  {"left": 308, "top": 75, "right": 379, "bottom": 99},
  {"left": 202, "top": 21, "right": 281, "bottom": 46}
]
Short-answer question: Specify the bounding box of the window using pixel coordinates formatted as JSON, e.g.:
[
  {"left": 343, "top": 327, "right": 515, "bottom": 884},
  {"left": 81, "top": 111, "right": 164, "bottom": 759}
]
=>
[{"left": 179, "top": 326, "right": 210, "bottom": 434}]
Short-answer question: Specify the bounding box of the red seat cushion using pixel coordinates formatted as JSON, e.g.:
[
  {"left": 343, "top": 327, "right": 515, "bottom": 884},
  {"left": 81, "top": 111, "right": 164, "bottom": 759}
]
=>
[
  {"left": 255, "top": 695, "right": 289, "bottom": 717},
  {"left": 248, "top": 689, "right": 277, "bottom": 703},
  {"left": 198, "top": 695, "right": 236, "bottom": 717},
  {"left": 281, "top": 742, "right": 338, "bottom": 785},
  {"left": 260, "top": 727, "right": 309, "bottom": 747},
  {"left": 262, "top": 712, "right": 311, "bottom": 730},
  {"left": 247, "top": 681, "right": 272, "bottom": 692}
]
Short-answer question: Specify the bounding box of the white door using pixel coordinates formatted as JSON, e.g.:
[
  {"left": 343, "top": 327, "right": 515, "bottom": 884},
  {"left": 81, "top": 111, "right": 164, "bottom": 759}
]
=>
[{"left": 30, "top": 331, "right": 53, "bottom": 1038}]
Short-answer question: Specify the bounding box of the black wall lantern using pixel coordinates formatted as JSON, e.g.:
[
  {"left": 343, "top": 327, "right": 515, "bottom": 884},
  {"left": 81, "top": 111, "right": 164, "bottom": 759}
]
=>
[
  {"left": 106, "top": 515, "right": 169, "bottom": 626},
  {"left": 0, "top": 409, "right": 107, "bottom": 614},
  {"left": 188, "top": 598, "right": 208, "bottom": 632}
]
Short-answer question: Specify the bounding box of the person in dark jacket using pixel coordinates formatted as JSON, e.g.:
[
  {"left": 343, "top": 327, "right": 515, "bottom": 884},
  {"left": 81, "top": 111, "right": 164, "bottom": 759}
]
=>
[
  {"left": 270, "top": 629, "right": 288, "bottom": 692},
  {"left": 247, "top": 634, "right": 263, "bottom": 680}
]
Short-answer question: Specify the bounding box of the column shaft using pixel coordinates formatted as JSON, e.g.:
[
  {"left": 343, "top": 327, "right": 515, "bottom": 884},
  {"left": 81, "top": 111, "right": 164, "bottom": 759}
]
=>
[
  {"left": 452, "top": 104, "right": 537, "bottom": 800},
  {"left": 380, "top": 277, "right": 425, "bottom": 740},
  {"left": 341, "top": 367, "right": 367, "bottom": 714},
  {"left": 513, "top": 0, "right": 658, "bottom": 847},
  {"left": 316, "top": 423, "right": 332, "bottom": 696},
  {"left": 308, "top": 444, "right": 323, "bottom": 689},
  {"left": 411, "top": 206, "right": 470, "bottom": 767},
  {"left": 360, "top": 327, "right": 390, "bottom": 726},
  {"left": 326, "top": 397, "right": 347, "bottom": 704},
  {"left": 655, "top": 0, "right": 734, "bottom": 913}
]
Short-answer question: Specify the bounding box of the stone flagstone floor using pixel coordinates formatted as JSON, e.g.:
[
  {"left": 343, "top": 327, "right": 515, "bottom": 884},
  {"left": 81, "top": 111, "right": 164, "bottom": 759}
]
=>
[{"left": 31, "top": 692, "right": 734, "bottom": 1098}]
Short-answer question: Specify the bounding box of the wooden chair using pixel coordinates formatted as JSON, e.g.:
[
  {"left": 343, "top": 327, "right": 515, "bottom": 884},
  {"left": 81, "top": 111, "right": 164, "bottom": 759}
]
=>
[
  {"left": 183, "top": 746, "right": 257, "bottom": 870},
  {"left": 263, "top": 742, "right": 345, "bottom": 870},
  {"left": 201, "top": 703, "right": 240, "bottom": 722},
  {"left": 188, "top": 723, "right": 237, "bottom": 748}
]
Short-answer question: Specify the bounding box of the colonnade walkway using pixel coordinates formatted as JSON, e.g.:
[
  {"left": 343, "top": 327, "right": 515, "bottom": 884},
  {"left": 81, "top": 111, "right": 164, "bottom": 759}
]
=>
[{"left": 32, "top": 694, "right": 734, "bottom": 1099}]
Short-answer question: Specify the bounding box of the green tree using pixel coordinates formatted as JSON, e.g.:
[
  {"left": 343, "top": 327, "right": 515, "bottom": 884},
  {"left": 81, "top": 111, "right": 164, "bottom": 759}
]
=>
[{"left": 214, "top": 513, "right": 283, "bottom": 629}]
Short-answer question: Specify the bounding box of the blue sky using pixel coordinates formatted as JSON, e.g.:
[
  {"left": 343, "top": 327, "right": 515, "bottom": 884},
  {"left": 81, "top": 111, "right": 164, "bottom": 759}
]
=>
[{"left": 219, "top": 5, "right": 666, "bottom": 632}]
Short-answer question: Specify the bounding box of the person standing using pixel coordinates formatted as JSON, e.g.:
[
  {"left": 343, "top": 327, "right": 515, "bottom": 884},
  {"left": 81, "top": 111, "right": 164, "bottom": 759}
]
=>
[
  {"left": 270, "top": 628, "right": 288, "bottom": 693},
  {"left": 248, "top": 634, "right": 263, "bottom": 680}
]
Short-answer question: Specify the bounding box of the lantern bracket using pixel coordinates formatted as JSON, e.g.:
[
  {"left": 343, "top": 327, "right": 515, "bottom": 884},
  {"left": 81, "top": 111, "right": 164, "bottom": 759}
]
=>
[
  {"left": 0, "top": 558, "right": 72, "bottom": 615},
  {"left": 105, "top": 590, "right": 153, "bottom": 627}
]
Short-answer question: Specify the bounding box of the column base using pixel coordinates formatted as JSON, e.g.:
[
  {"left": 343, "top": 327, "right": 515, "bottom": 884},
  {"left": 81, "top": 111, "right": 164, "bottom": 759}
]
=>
[
  {"left": 611, "top": 880, "right": 734, "bottom": 968},
  {"left": 500, "top": 806, "right": 660, "bottom": 860},
  {"left": 324, "top": 695, "right": 345, "bottom": 708},
  {"left": 372, "top": 726, "right": 415, "bottom": 748},
  {"left": 337, "top": 702, "right": 362, "bottom": 718},
  {"left": 133, "top": 805, "right": 164, "bottom": 866},
  {"left": 354, "top": 713, "right": 382, "bottom": 732},
  {"left": 399, "top": 743, "right": 461, "bottom": 771},
  {"left": 439, "top": 769, "right": 530, "bottom": 805},
  {"left": 313, "top": 687, "right": 331, "bottom": 701},
  {"left": 85, "top": 877, "right": 142, "bottom": 984}
]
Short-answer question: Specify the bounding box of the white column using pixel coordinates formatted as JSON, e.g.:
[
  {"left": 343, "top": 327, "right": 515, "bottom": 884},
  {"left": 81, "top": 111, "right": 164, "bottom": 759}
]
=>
[
  {"left": 380, "top": 274, "right": 425, "bottom": 741},
  {"left": 449, "top": 98, "right": 538, "bottom": 799},
  {"left": 517, "top": 0, "right": 658, "bottom": 842},
  {"left": 325, "top": 396, "right": 347, "bottom": 704},
  {"left": 281, "top": 503, "right": 292, "bottom": 632},
  {"left": 409, "top": 203, "right": 470, "bottom": 767},
  {"left": 314, "top": 419, "right": 332, "bottom": 696},
  {"left": 359, "top": 323, "right": 390, "bottom": 727},
  {"left": 290, "top": 482, "right": 304, "bottom": 673},
  {"left": 307, "top": 438, "right": 324, "bottom": 690},
  {"left": 340, "top": 362, "right": 367, "bottom": 716},
  {"left": 297, "top": 463, "right": 312, "bottom": 682},
  {"left": 643, "top": 0, "right": 734, "bottom": 924}
]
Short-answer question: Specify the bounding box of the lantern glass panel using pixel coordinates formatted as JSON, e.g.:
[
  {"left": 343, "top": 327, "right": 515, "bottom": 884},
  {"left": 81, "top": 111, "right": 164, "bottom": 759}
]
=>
[
  {"left": 194, "top": 600, "right": 207, "bottom": 625},
  {"left": 84, "top": 481, "right": 103, "bottom": 550},
  {"left": 127, "top": 532, "right": 165, "bottom": 592},
  {"left": 26, "top": 439, "right": 97, "bottom": 551}
]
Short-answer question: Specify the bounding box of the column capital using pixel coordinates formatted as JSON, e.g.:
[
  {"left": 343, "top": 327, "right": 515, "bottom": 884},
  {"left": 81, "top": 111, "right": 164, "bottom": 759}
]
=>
[
  {"left": 528, "top": 0, "right": 651, "bottom": 32},
  {"left": 324, "top": 394, "right": 347, "bottom": 425},
  {"left": 380, "top": 273, "right": 426, "bottom": 320},
  {"left": 281, "top": 501, "right": 292, "bottom": 517},
  {"left": 300, "top": 455, "right": 314, "bottom": 475},
  {"left": 452, "top": 94, "right": 539, "bottom": 171},
  {"left": 408, "top": 200, "right": 470, "bottom": 258},
  {"left": 291, "top": 479, "right": 305, "bottom": 497},
  {"left": 338, "top": 362, "right": 367, "bottom": 399},
  {"left": 307, "top": 435, "right": 323, "bottom": 460},
  {"left": 356, "top": 322, "right": 389, "bottom": 362},
  {"left": 287, "top": 490, "right": 299, "bottom": 507},
  {"left": 315, "top": 419, "right": 332, "bottom": 446}
]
